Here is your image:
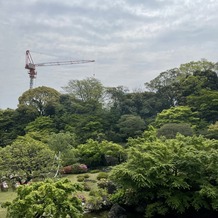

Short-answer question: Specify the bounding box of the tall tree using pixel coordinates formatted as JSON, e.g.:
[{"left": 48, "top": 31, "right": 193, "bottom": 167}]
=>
[
  {"left": 179, "top": 59, "right": 216, "bottom": 75},
  {"left": 187, "top": 89, "right": 218, "bottom": 123},
  {"left": 0, "top": 109, "right": 17, "bottom": 146},
  {"left": 18, "top": 86, "right": 60, "bottom": 116},
  {"left": 145, "top": 68, "right": 181, "bottom": 92},
  {"left": 0, "top": 135, "right": 55, "bottom": 181},
  {"left": 145, "top": 68, "right": 181, "bottom": 108},
  {"left": 176, "top": 69, "right": 218, "bottom": 105},
  {"left": 63, "top": 77, "right": 104, "bottom": 103},
  {"left": 0, "top": 107, "right": 39, "bottom": 147}
]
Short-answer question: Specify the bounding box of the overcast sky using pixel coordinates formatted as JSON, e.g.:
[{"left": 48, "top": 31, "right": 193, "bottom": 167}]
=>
[{"left": 0, "top": 0, "right": 218, "bottom": 109}]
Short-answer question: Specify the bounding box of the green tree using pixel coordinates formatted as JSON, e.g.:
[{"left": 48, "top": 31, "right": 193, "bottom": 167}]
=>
[
  {"left": 117, "top": 114, "right": 146, "bottom": 141},
  {"left": 47, "top": 132, "right": 78, "bottom": 166},
  {"left": 25, "top": 116, "right": 57, "bottom": 135},
  {"left": 0, "top": 135, "right": 55, "bottom": 181},
  {"left": 205, "top": 121, "right": 218, "bottom": 139},
  {"left": 0, "top": 109, "right": 17, "bottom": 146},
  {"left": 105, "top": 86, "right": 129, "bottom": 111},
  {"left": 187, "top": 89, "right": 218, "bottom": 123},
  {"left": 18, "top": 86, "right": 60, "bottom": 115},
  {"left": 145, "top": 68, "right": 181, "bottom": 92},
  {"left": 100, "top": 140, "right": 126, "bottom": 165},
  {"left": 76, "top": 139, "right": 102, "bottom": 167},
  {"left": 77, "top": 139, "right": 126, "bottom": 167},
  {"left": 193, "top": 70, "right": 218, "bottom": 90},
  {"left": 179, "top": 59, "right": 216, "bottom": 75},
  {"left": 2, "top": 178, "right": 83, "bottom": 218},
  {"left": 79, "top": 115, "right": 104, "bottom": 142},
  {"left": 144, "top": 60, "right": 218, "bottom": 107},
  {"left": 157, "top": 123, "right": 193, "bottom": 139},
  {"left": 0, "top": 106, "right": 39, "bottom": 147},
  {"left": 110, "top": 134, "right": 218, "bottom": 217},
  {"left": 176, "top": 68, "right": 218, "bottom": 105},
  {"left": 13, "top": 105, "right": 39, "bottom": 134},
  {"left": 63, "top": 77, "right": 104, "bottom": 103},
  {"left": 145, "top": 68, "right": 181, "bottom": 108},
  {"left": 155, "top": 106, "right": 201, "bottom": 129}
]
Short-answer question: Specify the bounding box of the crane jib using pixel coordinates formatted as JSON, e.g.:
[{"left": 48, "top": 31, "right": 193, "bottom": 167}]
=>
[{"left": 25, "top": 50, "right": 95, "bottom": 89}]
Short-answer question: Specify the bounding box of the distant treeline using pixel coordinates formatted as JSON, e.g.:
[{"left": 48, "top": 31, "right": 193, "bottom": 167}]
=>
[{"left": 0, "top": 59, "right": 218, "bottom": 147}]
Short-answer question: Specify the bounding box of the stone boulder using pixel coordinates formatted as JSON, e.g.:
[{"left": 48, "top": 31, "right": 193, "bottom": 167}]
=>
[{"left": 108, "top": 203, "right": 127, "bottom": 218}]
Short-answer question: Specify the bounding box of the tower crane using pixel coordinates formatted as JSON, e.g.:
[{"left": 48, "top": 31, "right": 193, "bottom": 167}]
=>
[{"left": 25, "top": 50, "right": 95, "bottom": 89}]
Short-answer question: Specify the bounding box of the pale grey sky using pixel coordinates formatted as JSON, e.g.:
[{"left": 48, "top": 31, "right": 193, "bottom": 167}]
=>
[{"left": 0, "top": 0, "right": 218, "bottom": 109}]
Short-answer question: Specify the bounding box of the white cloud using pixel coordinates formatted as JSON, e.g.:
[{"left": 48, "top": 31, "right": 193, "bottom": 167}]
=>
[{"left": 0, "top": 0, "right": 218, "bottom": 109}]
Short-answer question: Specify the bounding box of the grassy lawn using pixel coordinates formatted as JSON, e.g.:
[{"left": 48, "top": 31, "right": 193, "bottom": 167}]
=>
[
  {"left": 0, "top": 190, "right": 17, "bottom": 218},
  {"left": 64, "top": 172, "right": 100, "bottom": 199},
  {"left": 0, "top": 171, "right": 102, "bottom": 218}
]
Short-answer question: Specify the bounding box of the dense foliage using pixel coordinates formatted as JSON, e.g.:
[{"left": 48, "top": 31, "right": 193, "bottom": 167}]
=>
[
  {"left": 77, "top": 139, "right": 126, "bottom": 167},
  {"left": 110, "top": 132, "right": 218, "bottom": 217},
  {"left": 0, "top": 135, "right": 55, "bottom": 182},
  {"left": 2, "top": 179, "right": 83, "bottom": 218},
  {"left": 0, "top": 59, "right": 218, "bottom": 217},
  {"left": 1, "top": 60, "right": 218, "bottom": 145}
]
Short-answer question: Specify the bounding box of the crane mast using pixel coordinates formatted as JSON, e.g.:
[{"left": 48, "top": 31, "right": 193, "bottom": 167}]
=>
[{"left": 25, "top": 50, "right": 95, "bottom": 89}]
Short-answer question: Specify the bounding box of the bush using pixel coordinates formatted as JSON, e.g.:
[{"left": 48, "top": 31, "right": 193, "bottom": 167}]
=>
[
  {"left": 83, "top": 182, "right": 91, "bottom": 191},
  {"left": 72, "top": 163, "right": 88, "bottom": 174},
  {"left": 61, "top": 165, "right": 73, "bottom": 174},
  {"left": 97, "top": 172, "right": 108, "bottom": 180},
  {"left": 77, "top": 175, "right": 85, "bottom": 182},
  {"left": 89, "top": 189, "right": 100, "bottom": 196},
  {"left": 61, "top": 163, "right": 88, "bottom": 174},
  {"left": 2, "top": 179, "right": 83, "bottom": 217},
  {"left": 86, "top": 189, "right": 110, "bottom": 211},
  {"left": 97, "top": 179, "right": 117, "bottom": 194},
  {"left": 84, "top": 174, "right": 90, "bottom": 178},
  {"left": 97, "top": 179, "right": 108, "bottom": 189}
]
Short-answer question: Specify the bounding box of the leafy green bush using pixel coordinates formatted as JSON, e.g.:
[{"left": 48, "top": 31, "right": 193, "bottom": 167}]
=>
[
  {"left": 83, "top": 182, "right": 91, "bottom": 191},
  {"left": 97, "top": 179, "right": 117, "bottom": 194},
  {"left": 72, "top": 163, "right": 88, "bottom": 174},
  {"left": 89, "top": 190, "right": 95, "bottom": 196},
  {"left": 97, "top": 172, "right": 108, "bottom": 180},
  {"left": 77, "top": 175, "right": 85, "bottom": 182},
  {"left": 86, "top": 189, "right": 110, "bottom": 211},
  {"left": 84, "top": 174, "right": 90, "bottom": 178}
]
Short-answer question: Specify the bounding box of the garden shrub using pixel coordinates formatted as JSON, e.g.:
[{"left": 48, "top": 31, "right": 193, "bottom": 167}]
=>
[
  {"left": 97, "top": 179, "right": 117, "bottom": 194},
  {"left": 61, "top": 165, "right": 73, "bottom": 174},
  {"left": 61, "top": 163, "right": 88, "bottom": 174},
  {"left": 84, "top": 174, "right": 90, "bottom": 179},
  {"left": 83, "top": 182, "right": 91, "bottom": 191},
  {"left": 72, "top": 163, "right": 88, "bottom": 174},
  {"left": 97, "top": 172, "right": 108, "bottom": 180},
  {"left": 77, "top": 175, "right": 85, "bottom": 182}
]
